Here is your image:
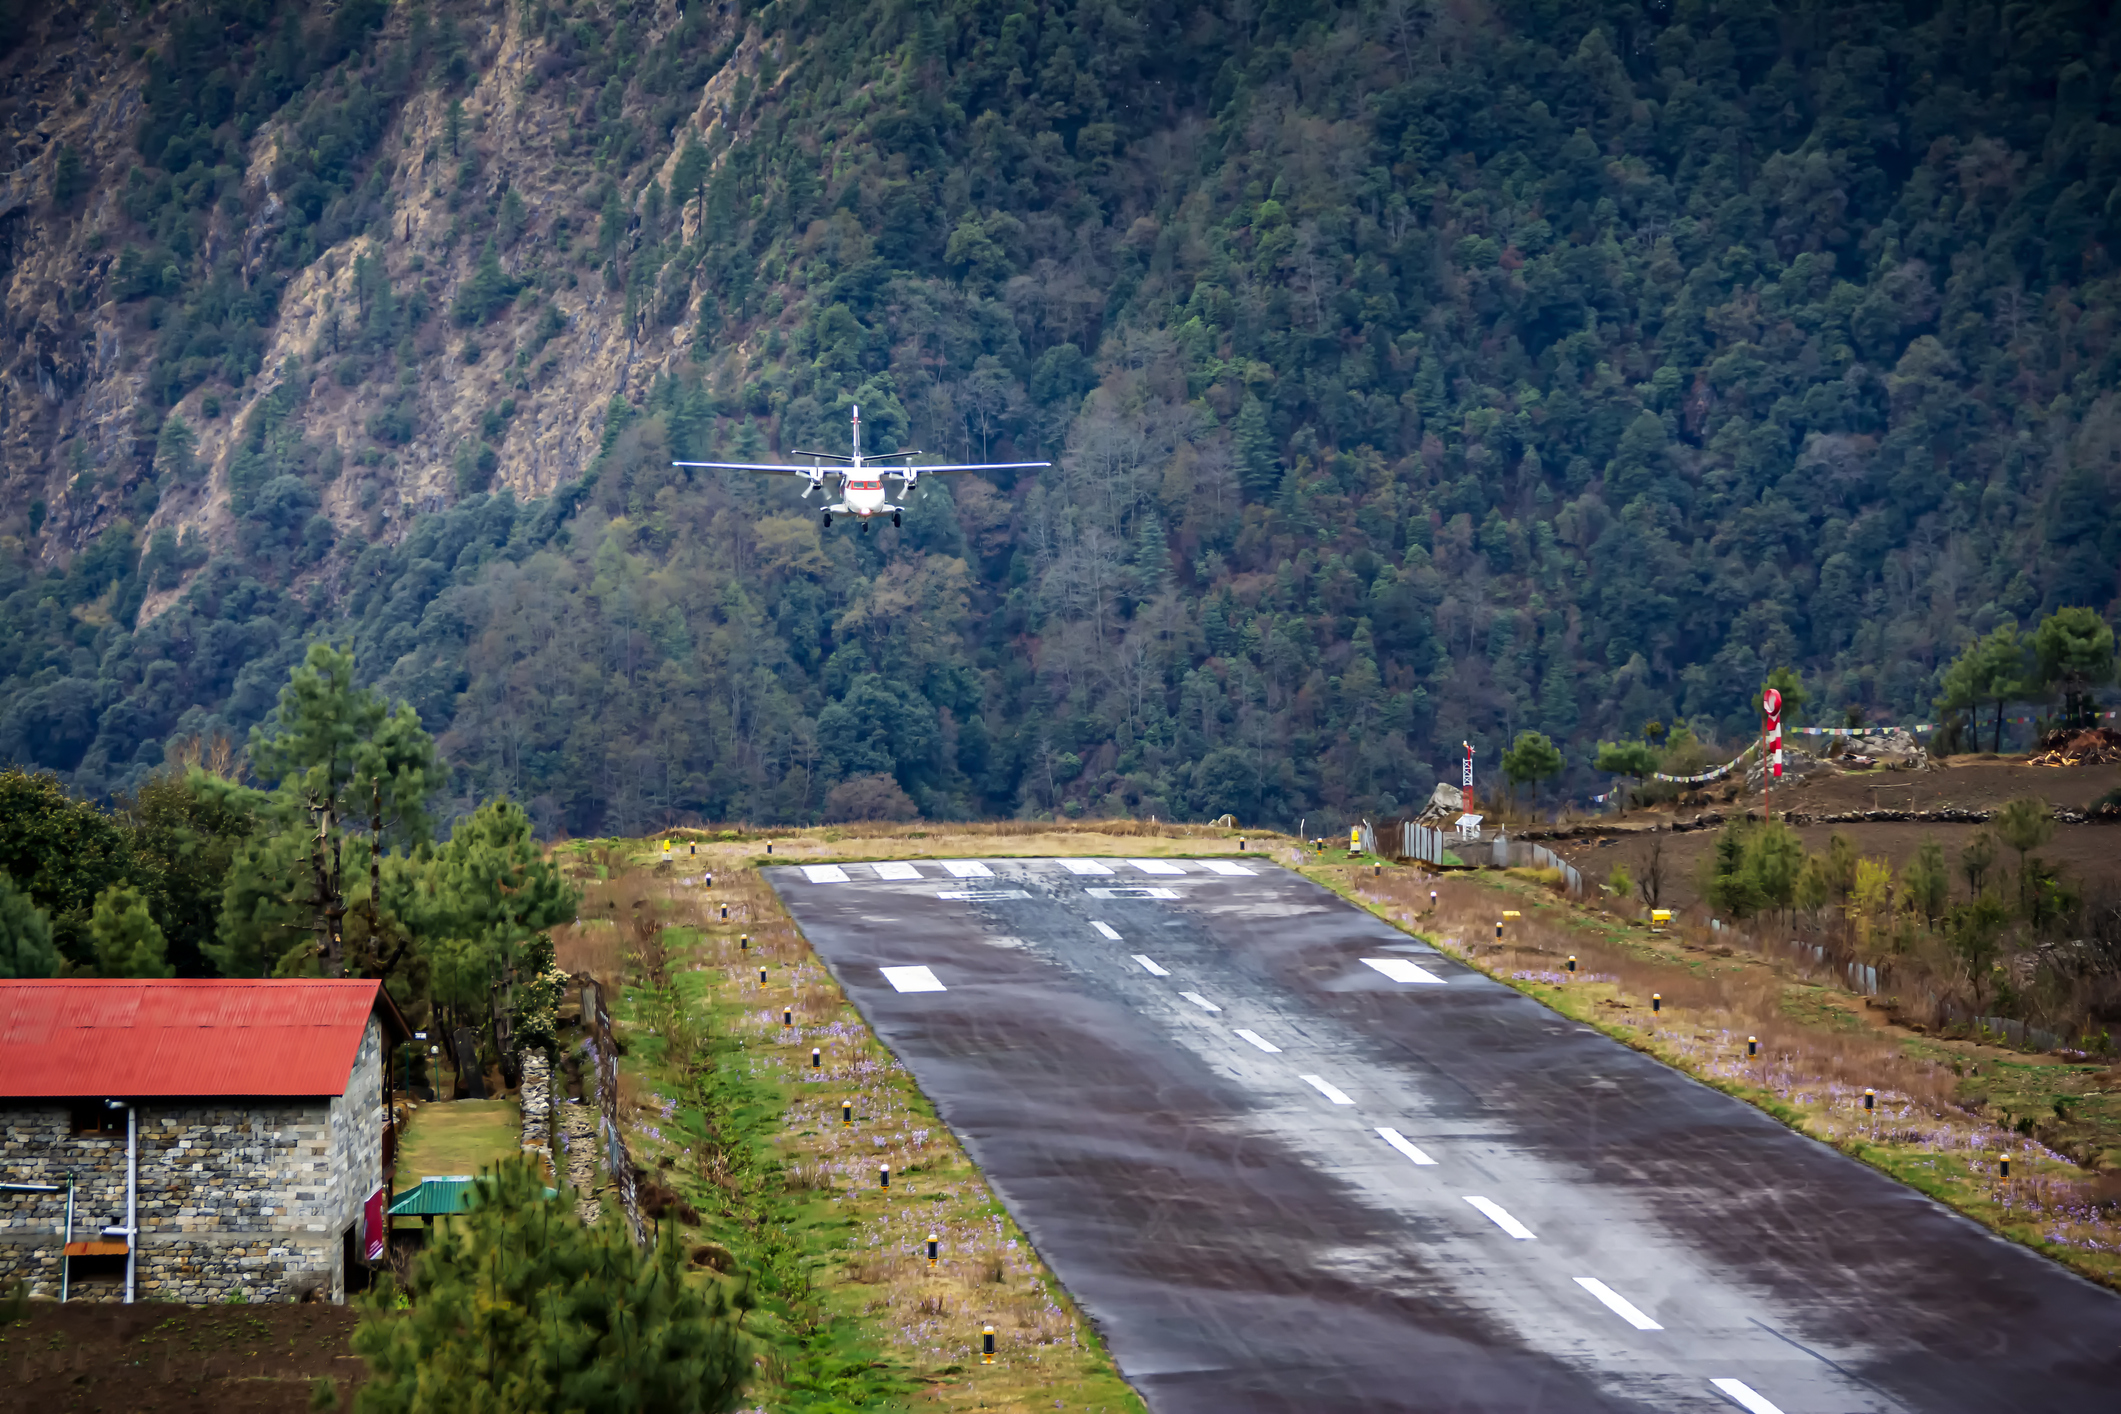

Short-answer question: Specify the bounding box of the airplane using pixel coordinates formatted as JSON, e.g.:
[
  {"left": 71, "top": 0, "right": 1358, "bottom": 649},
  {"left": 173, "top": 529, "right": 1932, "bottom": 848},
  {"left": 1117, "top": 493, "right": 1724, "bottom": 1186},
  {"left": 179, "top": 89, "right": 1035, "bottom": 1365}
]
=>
[{"left": 672, "top": 405, "right": 1049, "bottom": 531}]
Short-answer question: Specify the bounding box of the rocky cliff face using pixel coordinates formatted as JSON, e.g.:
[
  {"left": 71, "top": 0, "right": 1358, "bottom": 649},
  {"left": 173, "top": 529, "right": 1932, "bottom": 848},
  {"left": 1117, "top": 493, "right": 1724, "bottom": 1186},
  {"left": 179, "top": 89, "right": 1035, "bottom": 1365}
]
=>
[{"left": 1, "top": 0, "right": 758, "bottom": 620}]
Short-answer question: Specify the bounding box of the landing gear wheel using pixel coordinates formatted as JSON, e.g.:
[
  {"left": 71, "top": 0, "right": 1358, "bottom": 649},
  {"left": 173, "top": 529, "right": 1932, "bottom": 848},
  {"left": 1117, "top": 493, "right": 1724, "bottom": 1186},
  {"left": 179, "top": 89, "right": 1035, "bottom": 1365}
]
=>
[
  {"left": 822, "top": 513, "right": 832, "bottom": 527},
  {"left": 892, "top": 511, "right": 901, "bottom": 527},
  {"left": 860, "top": 520, "right": 870, "bottom": 534}
]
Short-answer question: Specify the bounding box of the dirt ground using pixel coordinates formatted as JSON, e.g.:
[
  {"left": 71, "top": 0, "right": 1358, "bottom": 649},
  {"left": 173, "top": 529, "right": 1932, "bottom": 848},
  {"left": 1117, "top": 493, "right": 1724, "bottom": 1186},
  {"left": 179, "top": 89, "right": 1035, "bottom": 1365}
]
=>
[
  {"left": 1789, "top": 755, "right": 2121, "bottom": 813},
  {"left": 0, "top": 1301, "right": 364, "bottom": 1414},
  {"left": 1553, "top": 756, "right": 2121, "bottom": 915}
]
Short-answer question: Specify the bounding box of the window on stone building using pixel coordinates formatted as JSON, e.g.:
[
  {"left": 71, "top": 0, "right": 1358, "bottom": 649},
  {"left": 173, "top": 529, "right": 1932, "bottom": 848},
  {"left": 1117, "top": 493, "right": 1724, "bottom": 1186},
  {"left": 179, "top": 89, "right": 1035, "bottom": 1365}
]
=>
[{"left": 69, "top": 1102, "right": 124, "bottom": 1135}]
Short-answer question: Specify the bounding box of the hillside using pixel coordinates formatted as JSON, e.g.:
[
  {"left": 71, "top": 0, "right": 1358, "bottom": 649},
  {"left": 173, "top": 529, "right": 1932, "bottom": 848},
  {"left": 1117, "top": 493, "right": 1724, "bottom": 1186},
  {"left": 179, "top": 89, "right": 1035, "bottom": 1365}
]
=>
[{"left": 2, "top": 0, "right": 2119, "bottom": 832}]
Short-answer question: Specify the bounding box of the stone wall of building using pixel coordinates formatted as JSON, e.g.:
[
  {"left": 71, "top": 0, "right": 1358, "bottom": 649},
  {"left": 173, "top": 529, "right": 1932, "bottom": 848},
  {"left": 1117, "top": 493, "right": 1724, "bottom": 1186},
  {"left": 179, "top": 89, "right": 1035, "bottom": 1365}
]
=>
[{"left": 0, "top": 1018, "right": 390, "bottom": 1303}]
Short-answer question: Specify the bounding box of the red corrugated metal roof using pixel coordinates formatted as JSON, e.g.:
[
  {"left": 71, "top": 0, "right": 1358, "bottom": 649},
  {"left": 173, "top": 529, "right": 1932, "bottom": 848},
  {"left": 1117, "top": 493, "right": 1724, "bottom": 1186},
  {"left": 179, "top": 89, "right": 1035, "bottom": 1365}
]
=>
[{"left": 0, "top": 979, "right": 402, "bottom": 1099}]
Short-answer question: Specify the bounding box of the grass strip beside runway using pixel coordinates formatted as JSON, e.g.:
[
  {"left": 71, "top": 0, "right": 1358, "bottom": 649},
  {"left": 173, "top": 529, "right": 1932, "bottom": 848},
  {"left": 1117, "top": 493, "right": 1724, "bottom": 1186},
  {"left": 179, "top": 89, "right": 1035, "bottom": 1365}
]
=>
[{"left": 553, "top": 835, "right": 1148, "bottom": 1414}]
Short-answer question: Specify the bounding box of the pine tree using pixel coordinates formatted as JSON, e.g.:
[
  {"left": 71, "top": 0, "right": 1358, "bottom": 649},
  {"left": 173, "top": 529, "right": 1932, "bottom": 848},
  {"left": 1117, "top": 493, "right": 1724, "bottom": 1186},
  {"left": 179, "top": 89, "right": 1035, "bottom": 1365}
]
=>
[
  {"left": 90, "top": 883, "right": 173, "bottom": 978},
  {"left": 0, "top": 870, "right": 60, "bottom": 979},
  {"left": 244, "top": 644, "right": 443, "bottom": 977},
  {"left": 390, "top": 799, "right": 578, "bottom": 1047},
  {"left": 669, "top": 135, "right": 710, "bottom": 236},
  {"left": 352, "top": 1159, "right": 752, "bottom": 1414},
  {"left": 1234, "top": 395, "right": 1277, "bottom": 501}
]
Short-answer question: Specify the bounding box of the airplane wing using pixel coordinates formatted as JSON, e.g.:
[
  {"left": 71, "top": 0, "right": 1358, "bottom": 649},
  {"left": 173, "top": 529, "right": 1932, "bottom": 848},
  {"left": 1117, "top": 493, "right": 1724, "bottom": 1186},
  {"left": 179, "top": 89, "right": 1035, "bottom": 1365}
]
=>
[
  {"left": 894, "top": 462, "right": 1051, "bottom": 474},
  {"left": 670, "top": 461, "right": 834, "bottom": 475}
]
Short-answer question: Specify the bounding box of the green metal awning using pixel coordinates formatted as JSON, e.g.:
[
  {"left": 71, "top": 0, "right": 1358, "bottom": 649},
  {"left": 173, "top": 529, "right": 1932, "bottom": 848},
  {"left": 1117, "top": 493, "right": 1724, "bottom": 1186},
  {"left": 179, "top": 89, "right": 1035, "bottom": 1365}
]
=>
[
  {"left": 388, "top": 1176, "right": 478, "bottom": 1216},
  {"left": 388, "top": 1176, "right": 559, "bottom": 1217}
]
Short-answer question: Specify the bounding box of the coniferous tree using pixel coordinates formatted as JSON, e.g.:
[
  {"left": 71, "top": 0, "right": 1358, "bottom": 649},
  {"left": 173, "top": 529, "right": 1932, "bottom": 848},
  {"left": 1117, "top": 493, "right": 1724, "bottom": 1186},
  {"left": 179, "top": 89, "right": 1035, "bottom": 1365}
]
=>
[
  {"left": 243, "top": 643, "right": 443, "bottom": 976},
  {"left": 353, "top": 1159, "right": 751, "bottom": 1414},
  {"left": 0, "top": 871, "right": 59, "bottom": 979},
  {"left": 90, "top": 883, "right": 174, "bottom": 978}
]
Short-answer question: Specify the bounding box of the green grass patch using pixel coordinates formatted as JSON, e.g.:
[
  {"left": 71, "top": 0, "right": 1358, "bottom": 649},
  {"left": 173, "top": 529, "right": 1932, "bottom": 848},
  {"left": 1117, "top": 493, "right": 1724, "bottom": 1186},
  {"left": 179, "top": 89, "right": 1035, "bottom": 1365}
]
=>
[{"left": 395, "top": 1099, "right": 519, "bottom": 1181}]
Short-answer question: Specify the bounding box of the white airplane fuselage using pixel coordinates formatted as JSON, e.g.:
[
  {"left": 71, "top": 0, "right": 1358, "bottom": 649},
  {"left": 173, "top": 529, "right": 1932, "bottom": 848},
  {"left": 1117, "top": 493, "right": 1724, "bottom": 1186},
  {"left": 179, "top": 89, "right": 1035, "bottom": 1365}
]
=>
[{"left": 833, "top": 476, "right": 893, "bottom": 517}]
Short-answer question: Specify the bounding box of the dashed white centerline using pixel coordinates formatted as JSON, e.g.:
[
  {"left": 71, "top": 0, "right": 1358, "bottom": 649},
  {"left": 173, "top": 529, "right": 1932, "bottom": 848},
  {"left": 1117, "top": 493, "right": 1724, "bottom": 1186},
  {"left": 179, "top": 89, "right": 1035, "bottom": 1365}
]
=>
[
  {"left": 1056, "top": 858, "right": 1114, "bottom": 875},
  {"left": 1300, "top": 1075, "right": 1354, "bottom": 1105},
  {"left": 1361, "top": 956, "right": 1447, "bottom": 985},
  {"left": 1463, "top": 1196, "right": 1535, "bottom": 1239},
  {"left": 871, "top": 861, "right": 922, "bottom": 880},
  {"left": 801, "top": 864, "right": 851, "bottom": 883},
  {"left": 1180, "top": 991, "right": 1221, "bottom": 1012},
  {"left": 1127, "top": 858, "right": 1187, "bottom": 875},
  {"left": 1131, "top": 955, "right": 1170, "bottom": 977},
  {"left": 1376, "top": 1127, "right": 1436, "bottom": 1165},
  {"left": 940, "top": 860, "right": 993, "bottom": 878},
  {"left": 1233, "top": 1028, "right": 1281, "bottom": 1053},
  {"left": 1709, "top": 1379, "right": 1786, "bottom": 1414},
  {"left": 1573, "top": 1277, "right": 1662, "bottom": 1330},
  {"left": 1091, "top": 921, "right": 1122, "bottom": 940},
  {"left": 880, "top": 966, "right": 946, "bottom": 993}
]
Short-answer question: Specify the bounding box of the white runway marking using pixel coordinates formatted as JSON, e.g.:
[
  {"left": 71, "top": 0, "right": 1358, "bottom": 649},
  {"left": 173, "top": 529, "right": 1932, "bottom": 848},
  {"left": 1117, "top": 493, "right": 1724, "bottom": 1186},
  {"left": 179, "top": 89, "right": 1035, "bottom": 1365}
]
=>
[
  {"left": 801, "top": 864, "right": 851, "bottom": 883},
  {"left": 1301, "top": 1074, "right": 1354, "bottom": 1105},
  {"left": 1127, "top": 858, "right": 1187, "bottom": 875},
  {"left": 1180, "top": 991, "right": 1221, "bottom": 1012},
  {"left": 871, "top": 861, "right": 922, "bottom": 880},
  {"left": 880, "top": 966, "right": 946, "bottom": 993},
  {"left": 1573, "top": 1277, "right": 1662, "bottom": 1330},
  {"left": 1132, "top": 955, "right": 1170, "bottom": 976},
  {"left": 1086, "top": 886, "right": 1179, "bottom": 899},
  {"left": 1376, "top": 1127, "right": 1436, "bottom": 1165},
  {"left": 1234, "top": 1028, "right": 1281, "bottom": 1053},
  {"left": 936, "top": 890, "right": 1031, "bottom": 901},
  {"left": 1091, "top": 921, "right": 1122, "bottom": 940},
  {"left": 1055, "top": 858, "right": 1114, "bottom": 875},
  {"left": 1362, "top": 956, "right": 1447, "bottom": 984},
  {"left": 941, "top": 860, "right": 993, "bottom": 878},
  {"left": 1196, "top": 859, "right": 1255, "bottom": 875},
  {"left": 1709, "top": 1379, "right": 1785, "bottom": 1414},
  {"left": 1463, "top": 1196, "right": 1535, "bottom": 1239}
]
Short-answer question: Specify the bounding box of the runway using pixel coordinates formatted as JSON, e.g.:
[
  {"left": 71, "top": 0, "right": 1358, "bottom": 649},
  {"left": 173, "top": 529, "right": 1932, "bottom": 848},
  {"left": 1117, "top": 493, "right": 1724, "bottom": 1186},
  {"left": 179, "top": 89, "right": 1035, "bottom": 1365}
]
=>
[{"left": 765, "top": 857, "right": 2121, "bottom": 1413}]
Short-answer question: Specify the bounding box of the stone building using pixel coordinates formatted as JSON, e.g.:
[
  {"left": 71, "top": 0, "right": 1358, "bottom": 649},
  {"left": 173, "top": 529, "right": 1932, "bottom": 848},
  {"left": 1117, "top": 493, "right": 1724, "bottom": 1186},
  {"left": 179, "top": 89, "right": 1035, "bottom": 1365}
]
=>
[{"left": 0, "top": 978, "right": 409, "bottom": 1304}]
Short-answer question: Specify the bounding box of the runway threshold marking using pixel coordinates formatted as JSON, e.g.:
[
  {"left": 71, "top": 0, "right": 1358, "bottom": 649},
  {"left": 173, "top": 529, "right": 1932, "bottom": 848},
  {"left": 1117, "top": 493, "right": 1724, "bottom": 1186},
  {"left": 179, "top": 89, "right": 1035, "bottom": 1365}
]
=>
[
  {"left": 1376, "top": 1127, "right": 1436, "bottom": 1165},
  {"left": 1091, "top": 921, "right": 1123, "bottom": 940},
  {"left": 1055, "top": 858, "right": 1115, "bottom": 874},
  {"left": 1196, "top": 860, "right": 1255, "bottom": 875},
  {"left": 801, "top": 864, "right": 851, "bottom": 883},
  {"left": 1464, "top": 1196, "right": 1536, "bottom": 1239},
  {"left": 1361, "top": 956, "right": 1447, "bottom": 985},
  {"left": 1132, "top": 955, "right": 1170, "bottom": 977},
  {"left": 1301, "top": 1074, "right": 1354, "bottom": 1105},
  {"left": 1180, "top": 991, "right": 1222, "bottom": 1012},
  {"left": 1708, "top": 1379, "right": 1785, "bottom": 1414},
  {"left": 880, "top": 966, "right": 947, "bottom": 993},
  {"left": 941, "top": 860, "right": 993, "bottom": 878},
  {"left": 1127, "top": 858, "right": 1187, "bottom": 875},
  {"left": 872, "top": 861, "right": 922, "bottom": 880},
  {"left": 1086, "top": 886, "right": 1178, "bottom": 899},
  {"left": 1572, "top": 1277, "right": 1662, "bottom": 1330},
  {"left": 1234, "top": 1028, "right": 1281, "bottom": 1053}
]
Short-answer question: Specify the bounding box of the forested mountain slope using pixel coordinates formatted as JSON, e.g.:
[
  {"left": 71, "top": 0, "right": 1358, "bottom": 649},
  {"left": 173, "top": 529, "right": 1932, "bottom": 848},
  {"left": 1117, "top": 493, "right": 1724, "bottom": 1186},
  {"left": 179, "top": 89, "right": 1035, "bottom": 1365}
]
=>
[{"left": 3, "top": 0, "right": 2118, "bottom": 833}]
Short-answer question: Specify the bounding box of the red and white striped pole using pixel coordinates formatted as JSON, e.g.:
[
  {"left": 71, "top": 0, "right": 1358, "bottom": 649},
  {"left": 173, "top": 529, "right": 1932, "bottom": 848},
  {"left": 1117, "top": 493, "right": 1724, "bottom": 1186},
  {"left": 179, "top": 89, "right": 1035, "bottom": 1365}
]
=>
[{"left": 1761, "top": 687, "right": 1783, "bottom": 823}]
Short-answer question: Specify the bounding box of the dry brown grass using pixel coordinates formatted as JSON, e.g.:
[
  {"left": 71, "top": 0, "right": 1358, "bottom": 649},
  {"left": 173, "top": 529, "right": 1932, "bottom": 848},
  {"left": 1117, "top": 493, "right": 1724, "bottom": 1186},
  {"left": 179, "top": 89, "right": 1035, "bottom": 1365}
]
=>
[{"left": 563, "top": 834, "right": 1147, "bottom": 1410}]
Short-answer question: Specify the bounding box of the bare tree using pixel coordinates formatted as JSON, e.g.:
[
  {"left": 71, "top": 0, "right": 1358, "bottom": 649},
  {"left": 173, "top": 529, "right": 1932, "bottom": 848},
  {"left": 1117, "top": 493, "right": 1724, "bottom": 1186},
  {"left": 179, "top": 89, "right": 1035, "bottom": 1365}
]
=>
[{"left": 1636, "top": 836, "right": 1666, "bottom": 909}]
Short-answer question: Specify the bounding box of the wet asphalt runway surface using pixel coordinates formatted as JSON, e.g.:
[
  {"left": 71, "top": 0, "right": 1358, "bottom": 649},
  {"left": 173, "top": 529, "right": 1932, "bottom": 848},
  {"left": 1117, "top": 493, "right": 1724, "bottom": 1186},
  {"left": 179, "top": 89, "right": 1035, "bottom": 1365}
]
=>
[{"left": 765, "top": 858, "right": 2121, "bottom": 1413}]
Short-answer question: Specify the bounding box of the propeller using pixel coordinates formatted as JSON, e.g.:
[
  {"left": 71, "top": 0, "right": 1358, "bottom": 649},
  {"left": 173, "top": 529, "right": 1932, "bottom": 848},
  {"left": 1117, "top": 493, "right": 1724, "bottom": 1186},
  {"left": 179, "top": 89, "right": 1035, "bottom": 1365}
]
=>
[{"left": 801, "top": 466, "right": 826, "bottom": 497}]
